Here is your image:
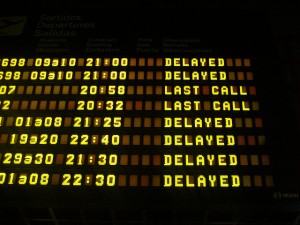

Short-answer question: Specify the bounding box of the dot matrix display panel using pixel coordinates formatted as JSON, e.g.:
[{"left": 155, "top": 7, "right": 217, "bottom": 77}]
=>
[{"left": 0, "top": 9, "right": 298, "bottom": 207}]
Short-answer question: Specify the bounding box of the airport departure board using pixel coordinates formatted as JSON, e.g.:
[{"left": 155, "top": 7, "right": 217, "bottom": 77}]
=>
[
  {"left": 0, "top": 56, "right": 267, "bottom": 188},
  {"left": 0, "top": 9, "right": 299, "bottom": 208}
]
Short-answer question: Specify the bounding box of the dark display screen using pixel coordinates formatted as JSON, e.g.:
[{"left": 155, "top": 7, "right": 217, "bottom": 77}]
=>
[{"left": 0, "top": 9, "right": 299, "bottom": 208}]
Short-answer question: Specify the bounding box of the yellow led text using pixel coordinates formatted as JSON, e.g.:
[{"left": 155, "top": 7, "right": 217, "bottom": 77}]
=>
[
  {"left": 164, "top": 135, "right": 235, "bottom": 146},
  {"left": 164, "top": 58, "right": 225, "bottom": 67},
  {"left": 211, "top": 86, "right": 247, "bottom": 95},
  {"left": 163, "top": 154, "right": 238, "bottom": 166},
  {"left": 164, "top": 117, "right": 232, "bottom": 128},
  {"left": 163, "top": 175, "right": 240, "bottom": 187},
  {"left": 165, "top": 71, "right": 226, "bottom": 80},
  {"left": 165, "top": 85, "right": 200, "bottom": 95},
  {"left": 164, "top": 101, "right": 200, "bottom": 110},
  {"left": 213, "top": 101, "right": 250, "bottom": 111}
]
